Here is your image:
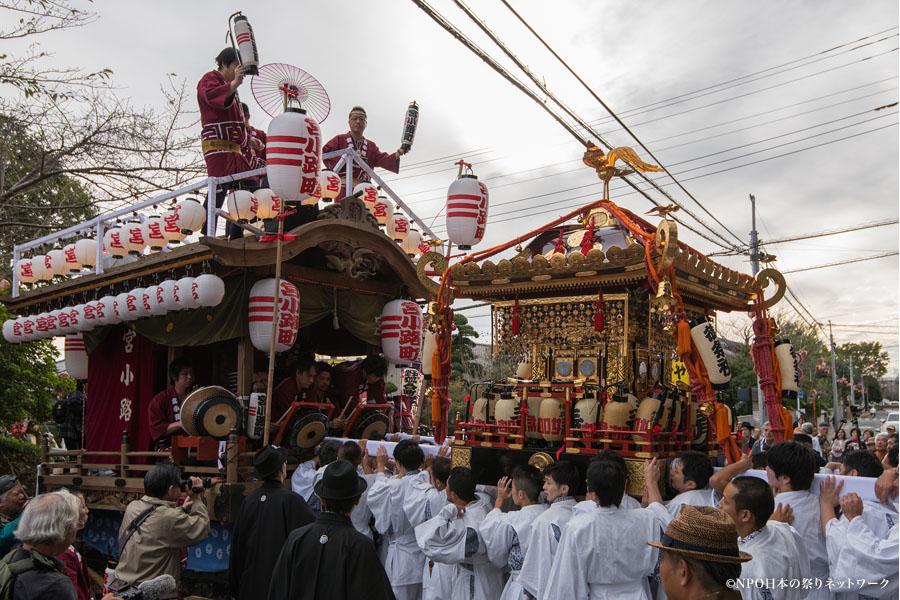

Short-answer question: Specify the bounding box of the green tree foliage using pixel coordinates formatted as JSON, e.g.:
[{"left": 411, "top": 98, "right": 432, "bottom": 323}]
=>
[
  {"left": 450, "top": 313, "right": 479, "bottom": 382},
  {"left": 0, "top": 303, "right": 74, "bottom": 426}
]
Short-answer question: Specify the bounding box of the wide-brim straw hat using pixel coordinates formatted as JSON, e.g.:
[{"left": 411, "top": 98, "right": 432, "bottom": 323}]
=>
[{"left": 647, "top": 505, "right": 752, "bottom": 564}]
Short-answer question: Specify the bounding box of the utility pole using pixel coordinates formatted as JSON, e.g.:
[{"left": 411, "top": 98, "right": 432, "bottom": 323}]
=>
[
  {"left": 749, "top": 194, "right": 766, "bottom": 426},
  {"left": 829, "top": 321, "right": 843, "bottom": 428},
  {"left": 849, "top": 355, "right": 855, "bottom": 407}
]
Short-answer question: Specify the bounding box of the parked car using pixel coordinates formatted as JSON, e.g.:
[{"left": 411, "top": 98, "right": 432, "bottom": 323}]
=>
[{"left": 881, "top": 411, "right": 899, "bottom": 434}]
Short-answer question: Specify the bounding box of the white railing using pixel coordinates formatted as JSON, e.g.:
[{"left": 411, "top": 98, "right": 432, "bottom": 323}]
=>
[{"left": 11, "top": 147, "right": 435, "bottom": 297}]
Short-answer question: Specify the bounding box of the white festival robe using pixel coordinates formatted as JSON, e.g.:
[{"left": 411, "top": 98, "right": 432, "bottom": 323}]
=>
[
  {"left": 403, "top": 476, "right": 453, "bottom": 600},
  {"left": 774, "top": 490, "right": 830, "bottom": 600},
  {"left": 479, "top": 503, "right": 549, "bottom": 600},
  {"left": 571, "top": 493, "right": 641, "bottom": 517},
  {"left": 517, "top": 497, "right": 577, "bottom": 600},
  {"left": 826, "top": 508, "right": 899, "bottom": 600},
  {"left": 737, "top": 522, "right": 811, "bottom": 600},
  {"left": 666, "top": 486, "right": 721, "bottom": 519},
  {"left": 415, "top": 494, "right": 504, "bottom": 600},
  {"left": 542, "top": 502, "right": 670, "bottom": 600}
]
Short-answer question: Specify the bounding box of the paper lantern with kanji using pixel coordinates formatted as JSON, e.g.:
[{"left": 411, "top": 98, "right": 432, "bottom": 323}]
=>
[
  {"left": 367, "top": 196, "right": 390, "bottom": 227},
  {"left": 30, "top": 255, "right": 53, "bottom": 281},
  {"left": 446, "top": 174, "right": 489, "bottom": 250},
  {"left": 422, "top": 329, "right": 436, "bottom": 376},
  {"left": 401, "top": 229, "right": 422, "bottom": 257},
  {"left": 122, "top": 221, "right": 147, "bottom": 255},
  {"left": 142, "top": 217, "right": 168, "bottom": 251},
  {"left": 251, "top": 188, "right": 281, "bottom": 220},
  {"left": 319, "top": 170, "right": 341, "bottom": 202},
  {"left": 115, "top": 291, "right": 139, "bottom": 322},
  {"left": 174, "top": 198, "right": 206, "bottom": 234},
  {"left": 226, "top": 189, "right": 256, "bottom": 223},
  {"left": 353, "top": 182, "right": 378, "bottom": 212},
  {"left": 68, "top": 305, "right": 92, "bottom": 333},
  {"left": 139, "top": 288, "right": 156, "bottom": 317},
  {"left": 64, "top": 334, "right": 88, "bottom": 379},
  {"left": 689, "top": 319, "right": 731, "bottom": 389},
  {"left": 380, "top": 300, "right": 423, "bottom": 365},
  {"left": 32, "top": 312, "right": 52, "bottom": 339},
  {"left": 44, "top": 250, "right": 68, "bottom": 277},
  {"left": 774, "top": 339, "right": 800, "bottom": 398},
  {"left": 176, "top": 277, "right": 199, "bottom": 309},
  {"left": 266, "top": 108, "right": 322, "bottom": 203},
  {"left": 98, "top": 295, "right": 120, "bottom": 325},
  {"left": 62, "top": 243, "right": 82, "bottom": 273},
  {"left": 146, "top": 285, "right": 167, "bottom": 316},
  {"left": 2, "top": 318, "right": 22, "bottom": 343},
  {"left": 387, "top": 214, "right": 409, "bottom": 242},
  {"left": 248, "top": 278, "right": 300, "bottom": 353},
  {"left": 123, "top": 288, "right": 147, "bottom": 320},
  {"left": 193, "top": 274, "right": 225, "bottom": 308},
  {"left": 103, "top": 227, "right": 128, "bottom": 258},
  {"left": 82, "top": 300, "right": 105, "bottom": 329},
  {"left": 157, "top": 280, "right": 181, "bottom": 311},
  {"left": 18, "top": 316, "right": 37, "bottom": 342},
  {"left": 15, "top": 258, "right": 37, "bottom": 284},
  {"left": 73, "top": 238, "right": 97, "bottom": 267},
  {"left": 53, "top": 309, "right": 72, "bottom": 335},
  {"left": 161, "top": 209, "right": 187, "bottom": 244}
]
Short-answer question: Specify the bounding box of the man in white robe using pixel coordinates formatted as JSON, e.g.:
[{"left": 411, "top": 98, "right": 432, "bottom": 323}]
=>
[
  {"left": 479, "top": 465, "right": 548, "bottom": 600},
  {"left": 403, "top": 455, "right": 453, "bottom": 600},
  {"left": 718, "top": 475, "right": 810, "bottom": 600},
  {"left": 667, "top": 450, "right": 720, "bottom": 518},
  {"left": 369, "top": 440, "right": 428, "bottom": 600},
  {"left": 415, "top": 466, "right": 504, "bottom": 600},
  {"left": 542, "top": 458, "right": 670, "bottom": 600},
  {"left": 518, "top": 461, "right": 580, "bottom": 600},
  {"left": 835, "top": 450, "right": 898, "bottom": 538}
]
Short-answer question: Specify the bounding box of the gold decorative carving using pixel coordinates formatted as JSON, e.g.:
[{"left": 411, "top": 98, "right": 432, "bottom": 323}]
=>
[
  {"left": 451, "top": 446, "right": 472, "bottom": 469},
  {"left": 317, "top": 195, "right": 380, "bottom": 230},
  {"left": 624, "top": 458, "right": 647, "bottom": 496},
  {"left": 655, "top": 219, "right": 679, "bottom": 272},
  {"left": 528, "top": 452, "right": 554, "bottom": 472},
  {"left": 417, "top": 252, "right": 449, "bottom": 297},
  {"left": 753, "top": 268, "right": 787, "bottom": 309},
  {"left": 317, "top": 241, "right": 382, "bottom": 280}
]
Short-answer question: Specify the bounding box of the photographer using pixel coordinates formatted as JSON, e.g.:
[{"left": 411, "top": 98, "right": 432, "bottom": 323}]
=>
[{"left": 113, "top": 464, "right": 210, "bottom": 599}]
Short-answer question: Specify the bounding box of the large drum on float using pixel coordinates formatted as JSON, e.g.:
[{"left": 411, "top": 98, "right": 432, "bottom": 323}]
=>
[
  {"left": 350, "top": 411, "right": 390, "bottom": 440},
  {"left": 289, "top": 411, "right": 330, "bottom": 450},
  {"left": 539, "top": 396, "right": 565, "bottom": 442},
  {"left": 180, "top": 386, "right": 243, "bottom": 440}
]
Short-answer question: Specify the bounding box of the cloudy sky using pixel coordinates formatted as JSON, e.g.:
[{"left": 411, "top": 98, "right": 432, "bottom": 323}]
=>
[{"left": 6, "top": 1, "right": 899, "bottom": 372}]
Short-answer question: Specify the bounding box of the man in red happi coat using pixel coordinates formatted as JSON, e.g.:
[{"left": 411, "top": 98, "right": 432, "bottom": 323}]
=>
[
  {"left": 323, "top": 106, "right": 406, "bottom": 201},
  {"left": 241, "top": 101, "right": 267, "bottom": 189},
  {"left": 147, "top": 357, "right": 196, "bottom": 451},
  {"left": 197, "top": 47, "right": 263, "bottom": 238}
]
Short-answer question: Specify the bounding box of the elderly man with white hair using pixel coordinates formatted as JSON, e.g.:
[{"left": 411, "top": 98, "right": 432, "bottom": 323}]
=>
[{"left": 5, "top": 491, "right": 120, "bottom": 600}]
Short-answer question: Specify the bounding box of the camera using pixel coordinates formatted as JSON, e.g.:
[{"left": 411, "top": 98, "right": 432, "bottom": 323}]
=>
[{"left": 180, "top": 476, "right": 213, "bottom": 493}]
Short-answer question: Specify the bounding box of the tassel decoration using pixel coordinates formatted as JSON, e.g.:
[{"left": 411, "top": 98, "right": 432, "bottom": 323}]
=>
[
  {"left": 511, "top": 295, "right": 521, "bottom": 335},
  {"left": 593, "top": 289, "right": 604, "bottom": 332}
]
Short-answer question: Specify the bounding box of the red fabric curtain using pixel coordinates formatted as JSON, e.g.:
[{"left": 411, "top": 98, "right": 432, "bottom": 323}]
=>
[{"left": 86, "top": 326, "right": 157, "bottom": 458}]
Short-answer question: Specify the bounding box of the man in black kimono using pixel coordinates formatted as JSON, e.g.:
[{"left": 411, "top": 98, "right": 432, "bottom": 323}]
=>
[
  {"left": 229, "top": 446, "right": 314, "bottom": 600},
  {"left": 268, "top": 460, "right": 395, "bottom": 600}
]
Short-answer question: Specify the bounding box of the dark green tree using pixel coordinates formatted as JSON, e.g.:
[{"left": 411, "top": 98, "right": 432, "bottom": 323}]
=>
[{"left": 450, "top": 313, "right": 480, "bottom": 381}]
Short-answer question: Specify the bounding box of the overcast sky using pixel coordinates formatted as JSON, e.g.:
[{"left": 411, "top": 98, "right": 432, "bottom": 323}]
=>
[{"left": 6, "top": 1, "right": 899, "bottom": 373}]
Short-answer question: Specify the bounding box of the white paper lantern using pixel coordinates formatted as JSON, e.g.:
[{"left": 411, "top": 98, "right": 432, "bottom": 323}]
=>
[
  {"left": 401, "top": 229, "right": 422, "bottom": 257},
  {"left": 33, "top": 312, "right": 53, "bottom": 339},
  {"left": 82, "top": 300, "right": 105, "bottom": 329},
  {"left": 174, "top": 198, "right": 206, "bottom": 234},
  {"left": 248, "top": 278, "right": 300, "bottom": 353},
  {"left": 157, "top": 280, "right": 180, "bottom": 311},
  {"left": 139, "top": 288, "right": 156, "bottom": 317},
  {"left": 372, "top": 196, "right": 394, "bottom": 226},
  {"left": 44, "top": 250, "right": 68, "bottom": 277},
  {"left": 446, "top": 174, "right": 489, "bottom": 250},
  {"left": 2, "top": 318, "right": 22, "bottom": 344},
  {"left": 98, "top": 295, "right": 120, "bottom": 325},
  {"left": 30, "top": 255, "right": 53, "bottom": 281},
  {"left": 53, "top": 309, "right": 72, "bottom": 335},
  {"left": 74, "top": 238, "right": 97, "bottom": 267},
  {"left": 353, "top": 182, "right": 378, "bottom": 212},
  {"left": 774, "top": 339, "right": 800, "bottom": 397},
  {"left": 161, "top": 209, "right": 187, "bottom": 244},
  {"left": 689, "top": 320, "right": 731, "bottom": 389},
  {"left": 15, "top": 259, "right": 37, "bottom": 284},
  {"left": 115, "top": 292, "right": 138, "bottom": 322},
  {"left": 72, "top": 305, "right": 93, "bottom": 332},
  {"left": 18, "top": 316, "right": 37, "bottom": 342},
  {"left": 381, "top": 299, "right": 423, "bottom": 365},
  {"left": 266, "top": 108, "right": 322, "bottom": 203},
  {"left": 301, "top": 183, "right": 320, "bottom": 207},
  {"left": 387, "top": 215, "right": 410, "bottom": 242},
  {"left": 319, "top": 170, "right": 341, "bottom": 202},
  {"left": 193, "top": 274, "right": 225, "bottom": 308},
  {"left": 226, "top": 189, "right": 256, "bottom": 223},
  {"left": 103, "top": 227, "right": 129, "bottom": 258},
  {"left": 65, "top": 334, "right": 89, "bottom": 379},
  {"left": 251, "top": 188, "right": 281, "bottom": 220},
  {"left": 142, "top": 285, "right": 166, "bottom": 316},
  {"left": 122, "top": 288, "right": 146, "bottom": 320},
  {"left": 422, "top": 329, "right": 436, "bottom": 376},
  {"left": 176, "top": 277, "right": 199, "bottom": 309},
  {"left": 0, "top": 279, "right": 9, "bottom": 293},
  {"left": 142, "top": 217, "right": 168, "bottom": 251},
  {"left": 59, "top": 243, "right": 81, "bottom": 273},
  {"left": 122, "top": 221, "right": 147, "bottom": 255}
]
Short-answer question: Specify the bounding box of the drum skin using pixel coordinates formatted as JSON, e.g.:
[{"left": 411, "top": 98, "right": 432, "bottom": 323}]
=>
[
  {"left": 290, "top": 411, "right": 329, "bottom": 450},
  {"left": 180, "top": 386, "right": 241, "bottom": 439},
  {"left": 350, "top": 412, "right": 390, "bottom": 440}
]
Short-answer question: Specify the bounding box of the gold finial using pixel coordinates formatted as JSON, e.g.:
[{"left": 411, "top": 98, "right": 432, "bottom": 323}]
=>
[
  {"left": 583, "top": 144, "right": 662, "bottom": 199},
  {"left": 645, "top": 204, "right": 680, "bottom": 219}
]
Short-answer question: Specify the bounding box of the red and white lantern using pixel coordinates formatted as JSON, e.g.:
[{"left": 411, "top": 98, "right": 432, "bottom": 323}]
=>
[
  {"left": 319, "top": 170, "right": 341, "bottom": 202},
  {"left": 0, "top": 279, "right": 9, "bottom": 293},
  {"left": 162, "top": 209, "right": 187, "bottom": 244},
  {"left": 232, "top": 14, "right": 259, "bottom": 75},
  {"left": 248, "top": 278, "right": 300, "bottom": 353},
  {"left": 144, "top": 285, "right": 166, "bottom": 316},
  {"left": 65, "top": 334, "right": 88, "bottom": 379},
  {"left": 266, "top": 108, "right": 322, "bottom": 203},
  {"left": 2, "top": 318, "right": 22, "bottom": 343},
  {"left": 174, "top": 198, "right": 206, "bottom": 234},
  {"left": 62, "top": 243, "right": 82, "bottom": 273},
  {"left": 33, "top": 312, "right": 51, "bottom": 338},
  {"left": 387, "top": 215, "right": 409, "bottom": 242},
  {"left": 44, "top": 250, "right": 68, "bottom": 277},
  {"left": 74, "top": 238, "right": 97, "bottom": 267},
  {"left": 226, "top": 189, "right": 257, "bottom": 223},
  {"left": 122, "top": 288, "right": 146, "bottom": 320},
  {"left": 30, "top": 255, "right": 53, "bottom": 281},
  {"left": 115, "top": 292, "right": 137, "bottom": 322},
  {"left": 401, "top": 229, "right": 422, "bottom": 257},
  {"left": 446, "top": 174, "right": 488, "bottom": 250},
  {"left": 380, "top": 299, "right": 423, "bottom": 365},
  {"left": 82, "top": 300, "right": 104, "bottom": 329},
  {"left": 53, "top": 309, "right": 72, "bottom": 335},
  {"left": 372, "top": 196, "right": 393, "bottom": 226},
  {"left": 122, "top": 221, "right": 147, "bottom": 255},
  {"left": 251, "top": 188, "right": 281, "bottom": 220},
  {"left": 15, "top": 259, "right": 37, "bottom": 284},
  {"left": 139, "top": 288, "right": 156, "bottom": 317},
  {"left": 18, "top": 316, "right": 37, "bottom": 342},
  {"left": 353, "top": 182, "right": 378, "bottom": 212},
  {"left": 98, "top": 295, "right": 119, "bottom": 325},
  {"left": 103, "top": 227, "right": 128, "bottom": 258},
  {"left": 156, "top": 280, "right": 180, "bottom": 311},
  {"left": 142, "top": 217, "right": 168, "bottom": 251},
  {"left": 193, "top": 274, "right": 225, "bottom": 308},
  {"left": 176, "top": 277, "right": 199, "bottom": 309}
]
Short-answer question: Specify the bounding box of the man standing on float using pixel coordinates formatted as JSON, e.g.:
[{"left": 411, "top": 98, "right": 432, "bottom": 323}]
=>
[
  {"left": 323, "top": 106, "right": 406, "bottom": 201},
  {"left": 197, "top": 47, "right": 263, "bottom": 239}
]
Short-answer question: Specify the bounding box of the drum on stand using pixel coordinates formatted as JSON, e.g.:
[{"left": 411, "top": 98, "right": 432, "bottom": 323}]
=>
[
  {"left": 290, "top": 410, "right": 330, "bottom": 450},
  {"left": 350, "top": 411, "right": 390, "bottom": 440},
  {"left": 180, "top": 386, "right": 243, "bottom": 440}
]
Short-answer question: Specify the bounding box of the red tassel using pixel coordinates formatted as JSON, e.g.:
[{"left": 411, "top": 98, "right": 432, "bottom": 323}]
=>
[
  {"left": 593, "top": 289, "right": 604, "bottom": 332},
  {"left": 580, "top": 223, "right": 596, "bottom": 255},
  {"left": 511, "top": 295, "right": 521, "bottom": 335},
  {"left": 553, "top": 229, "right": 566, "bottom": 254}
]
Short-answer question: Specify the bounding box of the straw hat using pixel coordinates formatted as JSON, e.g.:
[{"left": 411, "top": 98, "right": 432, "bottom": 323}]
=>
[{"left": 647, "top": 505, "right": 752, "bottom": 564}]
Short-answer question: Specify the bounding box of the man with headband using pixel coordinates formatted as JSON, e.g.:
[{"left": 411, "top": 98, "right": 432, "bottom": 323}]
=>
[{"left": 323, "top": 106, "right": 406, "bottom": 201}]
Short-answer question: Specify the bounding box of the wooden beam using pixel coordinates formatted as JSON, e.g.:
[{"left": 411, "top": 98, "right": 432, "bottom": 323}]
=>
[{"left": 236, "top": 337, "right": 254, "bottom": 397}]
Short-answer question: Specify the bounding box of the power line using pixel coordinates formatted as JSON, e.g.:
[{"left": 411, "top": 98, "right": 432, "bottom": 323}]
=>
[
  {"left": 709, "top": 219, "right": 900, "bottom": 256},
  {"left": 781, "top": 251, "right": 898, "bottom": 274}
]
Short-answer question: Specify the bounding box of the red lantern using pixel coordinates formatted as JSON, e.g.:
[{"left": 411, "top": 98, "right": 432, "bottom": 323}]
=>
[
  {"left": 381, "top": 299, "right": 423, "bottom": 365},
  {"left": 266, "top": 108, "right": 322, "bottom": 203},
  {"left": 446, "top": 168, "right": 488, "bottom": 250},
  {"left": 65, "top": 334, "right": 88, "bottom": 379},
  {"left": 248, "top": 278, "right": 300, "bottom": 353}
]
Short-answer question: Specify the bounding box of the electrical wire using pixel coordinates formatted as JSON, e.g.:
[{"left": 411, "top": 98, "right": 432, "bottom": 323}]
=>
[
  {"left": 781, "top": 251, "right": 898, "bottom": 274},
  {"left": 708, "top": 219, "right": 899, "bottom": 256}
]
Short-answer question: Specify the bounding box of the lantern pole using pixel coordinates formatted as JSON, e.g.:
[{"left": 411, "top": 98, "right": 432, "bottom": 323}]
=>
[{"left": 262, "top": 216, "right": 285, "bottom": 445}]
